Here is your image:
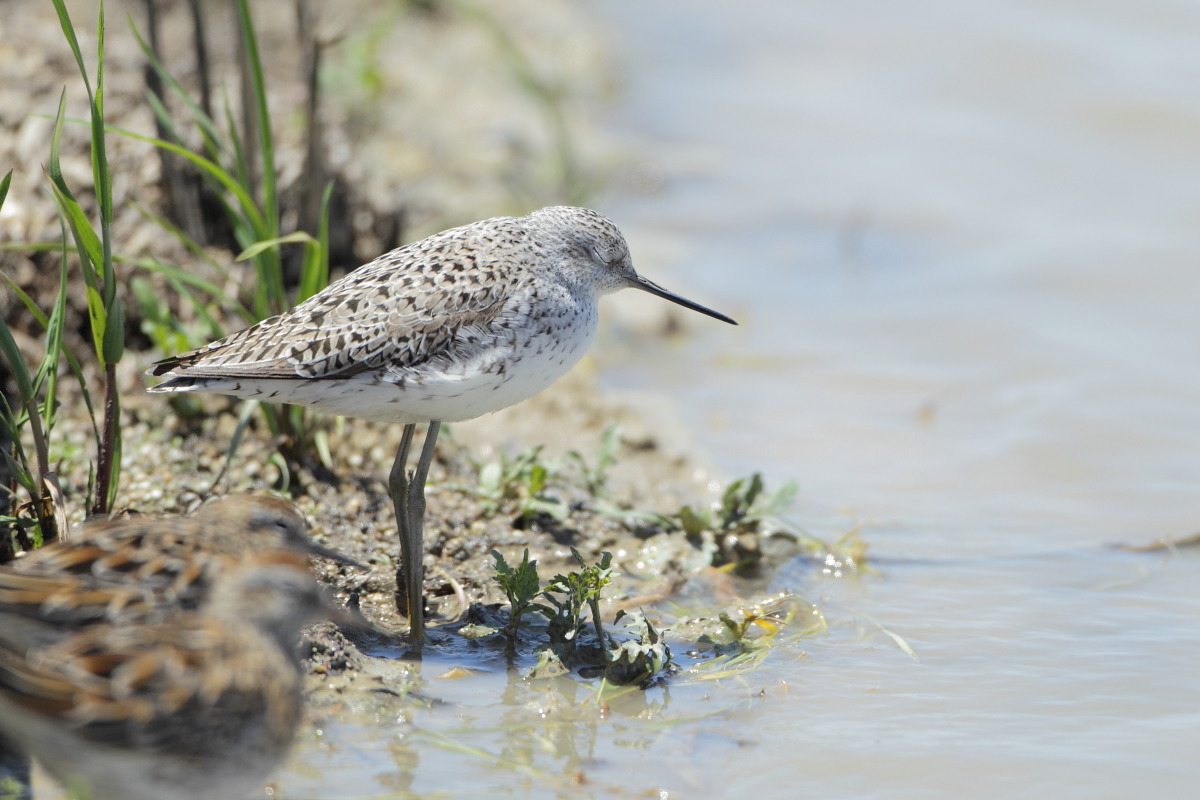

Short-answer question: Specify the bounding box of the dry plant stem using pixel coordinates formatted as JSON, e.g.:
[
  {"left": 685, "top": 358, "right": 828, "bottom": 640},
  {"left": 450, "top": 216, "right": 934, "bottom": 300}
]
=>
[
  {"left": 186, "top": 0, "right": 213, "bottom": 119},
  {"left": 296, "top": 0, "right": 326, "bottom": 243},
  {"left": 140, "top": 0, "right": 205, "bottom": 244},
  {"left": 44, "top": 475, "right": 68, "bottom": 544}
]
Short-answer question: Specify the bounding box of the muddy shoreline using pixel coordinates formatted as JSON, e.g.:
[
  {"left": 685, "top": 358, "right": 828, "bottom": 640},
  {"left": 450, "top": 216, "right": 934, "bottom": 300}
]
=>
[{"left": 2, "top": 0, "right": 738, "bottom": 689}]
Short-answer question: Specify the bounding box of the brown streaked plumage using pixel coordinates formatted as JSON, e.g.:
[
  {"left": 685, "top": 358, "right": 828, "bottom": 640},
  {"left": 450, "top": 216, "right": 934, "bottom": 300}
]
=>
[
  {"left": 0, "top": 494, "right": 357, "bottom": 638},
  {"left": 0, "top": 550, "right": 336, "bottom": 800}
]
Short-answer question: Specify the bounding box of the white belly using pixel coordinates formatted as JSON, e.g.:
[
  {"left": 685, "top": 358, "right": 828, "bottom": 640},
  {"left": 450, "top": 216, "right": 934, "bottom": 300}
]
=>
[{"left": 200, "top": 310, "right": 598, "bottom": 424}]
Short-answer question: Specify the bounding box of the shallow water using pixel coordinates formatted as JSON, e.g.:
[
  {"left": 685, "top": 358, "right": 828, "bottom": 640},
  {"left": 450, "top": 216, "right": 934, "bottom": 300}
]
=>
[
  {"left": 591, "top": 0, "right": 1200, "bottom": 796},
  {"left": 278, "top": 1, "right": 1200, "bottom": 797}
]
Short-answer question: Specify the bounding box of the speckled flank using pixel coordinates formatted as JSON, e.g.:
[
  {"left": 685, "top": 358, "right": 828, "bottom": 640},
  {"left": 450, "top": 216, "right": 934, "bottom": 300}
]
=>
[{"left": 147, "top": 207, "right": 645, "bottom": 423}]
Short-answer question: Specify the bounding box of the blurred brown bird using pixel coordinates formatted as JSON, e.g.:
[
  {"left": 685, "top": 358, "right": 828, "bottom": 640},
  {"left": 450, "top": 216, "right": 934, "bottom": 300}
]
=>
[
  {"left": 0, "top": 493, "right": 359, "bottom": 642},
  {"left": 0, "top": 549, "right": 339, "bottom": 800}
]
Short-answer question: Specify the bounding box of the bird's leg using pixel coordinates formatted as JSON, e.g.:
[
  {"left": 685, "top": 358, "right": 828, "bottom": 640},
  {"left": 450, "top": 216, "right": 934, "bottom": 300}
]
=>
[
  {"left": 389, "top": 424, "right": 416, "bottom": 622},
  {"left": 402, "top": 421, "right": 441, "bottom": 645}
]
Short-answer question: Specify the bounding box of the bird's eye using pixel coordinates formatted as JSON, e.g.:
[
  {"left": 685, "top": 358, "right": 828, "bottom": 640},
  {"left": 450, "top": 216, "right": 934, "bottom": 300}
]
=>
[{"left": 590, "top": 245, "right": 622, "bottom": 266}]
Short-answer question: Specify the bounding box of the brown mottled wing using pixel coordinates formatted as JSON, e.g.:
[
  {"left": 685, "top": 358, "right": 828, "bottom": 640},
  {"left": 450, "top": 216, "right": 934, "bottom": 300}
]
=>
[
  {"left": 16, "top": 516, "right": 205, "bottom": 578},
  {"left": 0, "top": 570, "right": 165, "bottom": 649},
  {"left": 150, "top": 229, "right": 520, "bottom": 382},
  {"left": 0, "top": 621, "right": 295, "bottom": 752},
  {"left": 3, "top": 517, "right": 221, "bottom": 632},
  {"left": 16, "top": 518, "right": 213, "bottom": 592}
]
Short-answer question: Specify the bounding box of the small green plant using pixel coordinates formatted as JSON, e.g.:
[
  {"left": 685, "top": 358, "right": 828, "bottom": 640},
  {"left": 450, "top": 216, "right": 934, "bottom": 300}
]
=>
[
  {"left": 491, "top": 548, "right": 542, "bottom": 643},
  {"left": 603, "top": 608, "right": 673, "bottom": 687},
  {"left": 466, "top": 445, "right": 570, "bottom": 524},
  {"left": 673, "top": 594, "right": 826, "bottom": 676},
  {"left": 488, "top": 549, "right": 673, "bottom": 686},
  {"left": 564, "top": 423, "right": 620, "bottom": 498},
  {"left": 539, "top": 548, "right": 613, "bottom": 662},
  {"left": 2, "top": 0, "right": 130, "bottom": 549},
  {"left": 658, "top": 472, "right": 812, "bottom": 574},
  {"left": 49, "top": 0, "right": 125, "bottom": 515},
  {"left": 460, "top": 426, "right": 623, "bottom": 523},
  {"left": 715, "top": 607, "right": 783, "bottom": 644},
  {"left": 0, "top": 171, "right": 64, "bottom": 550}
]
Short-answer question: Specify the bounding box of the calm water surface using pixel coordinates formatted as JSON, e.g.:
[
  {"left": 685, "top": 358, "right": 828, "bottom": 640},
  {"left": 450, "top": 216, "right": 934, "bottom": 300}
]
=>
[{"left": 279, "top": 1, "right": 1200, "bottom": 797}]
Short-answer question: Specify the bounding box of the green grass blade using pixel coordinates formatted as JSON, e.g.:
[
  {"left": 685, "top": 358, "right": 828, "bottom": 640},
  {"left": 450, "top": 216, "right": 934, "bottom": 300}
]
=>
[
  {"left": 36, "top": 236, "right": 71, "bottom": 432},
  {"left": 46, "top": 91, "right": 74, "bottom": 208},
  {"left": 237, "top": 231, "right": 314, "bottom": 262},
  {"left": 221, "top": 90, "right": 252, "bottom": 195},
  {"left": 0, "top": 399, "right": 36, "bottom": 496},
  {"left": 50, "top": 0, "right": 93, "bottom": 98},
  {"left": 0, "top": 243, "right": 63, "bottom": 255},
  {"left": 45, "top": 180, "right": 104, "bottom": 278},
  {"left": 0, "top": 313, "right": 35, "bottom": 407},
  {"left": 215, "top": 89, "right": 267, "bottom": 271},
  {"left": 297, "top": 180, "right": 333, "bottom": 302},
  {"left": 0, "top": 307, "right": 49, "bottom": 484},
  {"left": 47, "top": 180, "right": 106, "bottom": 367},
  {"left": 130, "top": 202, "right": 227, "bottom": 275},
  {"left": 91, "top": 1, "right": 112, "bottom": 228},
  {"left": 234, "top": 0, "right": 276, "bottom": 229},
  {"left": 48, "top": 101, "right": 104, "bottom": 294},
  {"left": 100, "top": 292, "right": 124, "bottom": 365},
  {"left": 4, "top": 265, "right": 99, "bottom": 444},
  {"left": 205, "top": 399, "right": 260, "bottom": 493},
  {"left": 1, "top": 278, "right": 50, "bottom": 329},
  {"left": 232, "top": 0, "right": 284, "bottom": 318},
  {"left": 105, "top": 124, "right": 266, "bottom": 233}
]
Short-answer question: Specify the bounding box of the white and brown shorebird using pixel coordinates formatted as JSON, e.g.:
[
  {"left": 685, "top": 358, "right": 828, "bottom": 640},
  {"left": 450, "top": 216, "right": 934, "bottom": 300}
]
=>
[{"left": 148, "top": 206, "right": 736, "bottom": 645}]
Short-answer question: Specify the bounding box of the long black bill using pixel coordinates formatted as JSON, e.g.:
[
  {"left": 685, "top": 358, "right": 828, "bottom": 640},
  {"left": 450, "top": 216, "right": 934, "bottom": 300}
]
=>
[
  {"left": 633, "top": 276, "right": 738, "bottom": 325},
  {"left": 306, "top": 540, "right": 368, "bottom": 569}
]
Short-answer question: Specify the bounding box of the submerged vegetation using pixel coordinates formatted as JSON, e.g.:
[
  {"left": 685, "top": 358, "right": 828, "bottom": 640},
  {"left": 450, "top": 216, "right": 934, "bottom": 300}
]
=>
[{"left": 476, "top": 432, "right": 864, "bottom": 685}]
